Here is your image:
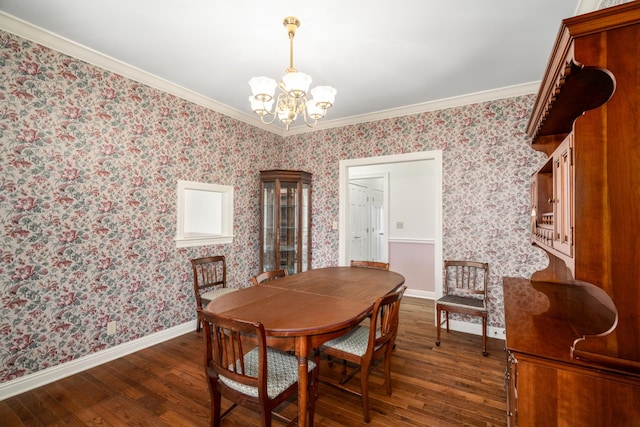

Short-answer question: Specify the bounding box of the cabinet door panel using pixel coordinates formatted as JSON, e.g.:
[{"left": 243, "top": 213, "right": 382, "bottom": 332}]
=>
[
  {"left": 262, "top": 182, "right": 276, "bottom": 271},
  {"left": 279, "top": 181, "right": 299, "bottom": 273},
  {"left": 553, "top": 135, "right": 573, "bottom": 256}
]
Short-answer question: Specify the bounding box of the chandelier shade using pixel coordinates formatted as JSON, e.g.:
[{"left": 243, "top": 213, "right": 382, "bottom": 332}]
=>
[
  {"left": 282, "top": 71, "right": 312, "bottom": 98},
  {"left": 311, "top": 86, "right": 337, "bottom": 109},
  {"left": 249, "top": 16, "right": 336, "bottom": 130},
  {"left": 249, "top": 77, "right": 277, "bottom": 102}
]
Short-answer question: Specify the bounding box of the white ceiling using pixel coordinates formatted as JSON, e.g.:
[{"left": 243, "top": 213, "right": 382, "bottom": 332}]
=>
[{"left": 0, "top": 0, "right": 598, "bottom": 133}]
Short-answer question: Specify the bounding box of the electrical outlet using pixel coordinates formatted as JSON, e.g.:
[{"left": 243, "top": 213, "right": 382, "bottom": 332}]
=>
[
  {"left": 396, "top": 221, "right": 404, "bottom": 229},
  {"left": 107, "top": 321, "right": 117, "bottom": 335}
]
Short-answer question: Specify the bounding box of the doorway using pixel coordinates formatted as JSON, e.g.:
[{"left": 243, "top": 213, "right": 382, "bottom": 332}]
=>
[{"left": 338, "top": 151, "right": 443, "bottom": 298}]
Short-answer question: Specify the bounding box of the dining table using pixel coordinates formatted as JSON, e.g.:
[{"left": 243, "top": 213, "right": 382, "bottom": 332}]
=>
[{"left": 205, "top": 266, "right": 405, "bottom": 427}]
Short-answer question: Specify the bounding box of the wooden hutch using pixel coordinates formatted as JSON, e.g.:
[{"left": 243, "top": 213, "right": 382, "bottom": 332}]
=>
[{"left": 503, "top": 3, "right": 640, "bottom": 426}]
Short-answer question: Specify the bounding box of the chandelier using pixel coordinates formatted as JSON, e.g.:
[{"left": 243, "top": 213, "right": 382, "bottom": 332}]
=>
[{"left": 249, "top": 16, "right": 337, "bottom": 130}]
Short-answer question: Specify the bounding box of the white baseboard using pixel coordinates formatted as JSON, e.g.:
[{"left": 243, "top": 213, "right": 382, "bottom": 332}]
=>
[
  {"left": 0, "top": 320, "right": 197, "bottom": 401},
  {"left": 0, "top": 302, "right": 506, "bottom": 401},
  {"left": 405, "top": 289, "right": 435, "bottom": 300},
  {"left": 403, "top": 292, "right": 506, "bottom": 342},
  {"left": 444, "top": 319, "right": 506, "bottom": 342}
]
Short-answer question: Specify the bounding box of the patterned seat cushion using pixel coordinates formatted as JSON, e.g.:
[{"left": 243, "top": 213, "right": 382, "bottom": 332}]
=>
[
  {"left": 219, "top": 348, "right": 316, "bottom": 399},
  {"left": 200, "top": 287, "right": 236, "bottom": 305},
  {"left": 323, "top": 326, "right": 381, "bottom": 357}
]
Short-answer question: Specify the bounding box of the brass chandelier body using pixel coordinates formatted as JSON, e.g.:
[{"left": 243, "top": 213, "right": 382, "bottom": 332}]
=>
[{"left": 249, "top": 17, "right": 337, "bottom": 130}]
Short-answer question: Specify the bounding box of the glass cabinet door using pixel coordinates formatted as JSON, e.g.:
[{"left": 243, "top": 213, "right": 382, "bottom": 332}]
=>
[
  {"left": 301, "top": 181, "right": 310, "bottom": 272},
  {"left": 260, "top": 170, "right": 312, "bottom": 275},
  {"left": 278, "top": 181, "right": 299, "bottom": 273},
  {"left": 261, "top": 181, "right": 276, "bottom": 272}
]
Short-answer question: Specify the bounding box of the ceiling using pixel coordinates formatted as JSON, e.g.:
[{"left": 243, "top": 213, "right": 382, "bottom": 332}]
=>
[{"left": 0, "top": 0, "right": 598, "bottom": 134}]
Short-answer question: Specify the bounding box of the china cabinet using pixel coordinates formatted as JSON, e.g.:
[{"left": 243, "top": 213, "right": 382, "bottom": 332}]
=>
[
  {"left": 259, "top": 170, "right": 311, "bottom": 274},
  {"left": 504, "top": 3, "right": 640, "bottom": 426}
]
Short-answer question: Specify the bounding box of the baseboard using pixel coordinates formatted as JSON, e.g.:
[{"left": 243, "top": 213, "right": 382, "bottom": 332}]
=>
[
  {"left": 404, "top": 289, "right": 435, "bottom": 300},
  {"left": 403, "top": 292, "right": 506, "bottom": 342},
  {"left": 0, "top": 320, "right": 197, "bottom": 401},
  {"left": 0, "top": 305, "right": 506, "bottom": 401},
  {"left": 442, "top": 319, "right": 506, "bottom": 342}
]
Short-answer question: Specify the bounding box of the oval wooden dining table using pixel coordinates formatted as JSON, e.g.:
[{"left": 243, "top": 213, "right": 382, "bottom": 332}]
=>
[{"left": 205, "top": 266, "right": 405, "bottom": 427}]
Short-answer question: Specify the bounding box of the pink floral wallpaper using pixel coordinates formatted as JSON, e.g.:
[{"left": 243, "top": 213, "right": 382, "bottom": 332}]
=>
[{"left": 0, "top": 30, "right": 547, "bottom": 383}]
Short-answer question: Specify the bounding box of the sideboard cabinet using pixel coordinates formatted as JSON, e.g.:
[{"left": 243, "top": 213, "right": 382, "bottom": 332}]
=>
[
  {"left": 259, "top": 170, "right": 312, "bottom": 275},
  {"left": 504, "top": 3, "right": 640, "bottom": 426}
]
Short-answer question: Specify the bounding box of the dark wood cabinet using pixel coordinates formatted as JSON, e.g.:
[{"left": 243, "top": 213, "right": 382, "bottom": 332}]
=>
[
  {"left": 504, "top": 3, "right": 640, "bottom": 425},
  {"left": 259, "top": 170, "right": 311, "bottom": 275}
]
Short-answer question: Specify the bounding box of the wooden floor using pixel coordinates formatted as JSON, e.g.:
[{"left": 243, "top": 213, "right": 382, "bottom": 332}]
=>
[{"left": 0, "top": 297, "right": 508, "bottom": 426}]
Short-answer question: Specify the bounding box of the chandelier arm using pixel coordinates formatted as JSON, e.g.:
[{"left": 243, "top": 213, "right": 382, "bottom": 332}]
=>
[
  {"left": 276, "top": 82, "right": 288, "bottom": 95},
  {"left": 301, "top": 108, "right": 318, "bottom": 128},
  {"left": 259, "top": 112, "right": 278, "bottom": 125}
]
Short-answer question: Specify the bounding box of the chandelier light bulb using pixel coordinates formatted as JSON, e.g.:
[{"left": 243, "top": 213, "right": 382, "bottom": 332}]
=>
[
  {"left": 249, "top": 96, "right": 274, "bottom": 116},
  {"left": 278, "top": 108, "right": 297, "bottom": 126},
  {"left": 306, "top": 99, "right": 324, "bottom": 120}
]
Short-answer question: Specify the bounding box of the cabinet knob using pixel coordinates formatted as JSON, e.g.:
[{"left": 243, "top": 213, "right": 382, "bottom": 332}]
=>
[{"left": 548, "top": 198, "right": 555, "bottom": 204}]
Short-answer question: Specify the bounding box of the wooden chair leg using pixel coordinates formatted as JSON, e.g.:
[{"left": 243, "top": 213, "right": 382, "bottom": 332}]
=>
[
  {"left": 259, "top": 408, "right": 272, "bottom": 427},
  {"left": 309, "top": 371, "right": 317, "bottom": 427},
  {"left": 482, "top": 316, "right": 488, "bottom": 357},
  {"left": 313, "top": 348, "right": 320, "bottom": 401},
  {"left": 212, "top": 389, "right": 221, "bottom": 427},
  {"left": 384, "top": 345, "right": 393, "bottom": 395},
  {"left": 360, "top": 363, "right": 371, "bottom": 423},
  {"left": 445, "top": 311, "right": 450, "bottom": 332}
]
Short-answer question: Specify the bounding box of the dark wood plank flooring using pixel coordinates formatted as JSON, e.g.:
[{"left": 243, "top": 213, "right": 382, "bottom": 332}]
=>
[{"left": 0, "top": 297, "right": 508, "bottom": 426}]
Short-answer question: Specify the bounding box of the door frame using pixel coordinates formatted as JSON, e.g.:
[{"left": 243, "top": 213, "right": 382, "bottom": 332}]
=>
[{"left": 338, "top": 150, "right": 443, "bottom": 297}]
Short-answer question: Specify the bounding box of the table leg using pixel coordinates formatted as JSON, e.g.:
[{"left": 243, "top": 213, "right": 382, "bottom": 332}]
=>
[{"left": 296, "top": 337, "right": 309, "bottom": 427}]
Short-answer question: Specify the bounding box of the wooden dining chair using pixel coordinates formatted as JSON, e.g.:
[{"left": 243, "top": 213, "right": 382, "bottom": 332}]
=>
[
  {"left": 251, "top": 269, "right": 288, "bottom": 286},
  {"left": 350, "top": 260, "right": 390, "bottom": 270},
  {"left": 435, "top": 260, "right": 489, "bottom": 356},
  {"left": 319, "top": 285, "right": 407, "bottom": 423},
  {"left": 198, "top": 308, "right": 318, "bottom": 427},
  {"left": 191, "top": 256, "right": 236, "bottom": 332}
]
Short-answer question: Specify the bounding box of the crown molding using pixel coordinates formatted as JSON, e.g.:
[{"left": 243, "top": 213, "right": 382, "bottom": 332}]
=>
[
  {"left": 286, "top": 82, "right": 541, "bottom": 135},
  {"left": 0, "top": 12, "right": 284, "bottom": 136},
  {"left": 0, "top": 10, "right": 570, "bottom": 138}
]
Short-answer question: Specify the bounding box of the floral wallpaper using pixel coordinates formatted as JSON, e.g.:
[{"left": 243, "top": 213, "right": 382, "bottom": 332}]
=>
[
  {"left": 599, "top": 0, "right": 632, "bottom": 10},
  {"left": 0, "top": 31, "right": 282, "bottom": 382},
  {"left": 282, "top": 106, "right": 548, "bottom": 329},
  {"left": 0, "top": 29, "right": 548, "bottom": 383}
]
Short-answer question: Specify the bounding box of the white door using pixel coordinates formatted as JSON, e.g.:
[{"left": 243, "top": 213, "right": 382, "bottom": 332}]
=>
[
  {"left": 371, "top": 188, "right": 387, "bottom": 262},
  {"left": 349, "top": 182, "right": 369, "bottom": 261}
]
